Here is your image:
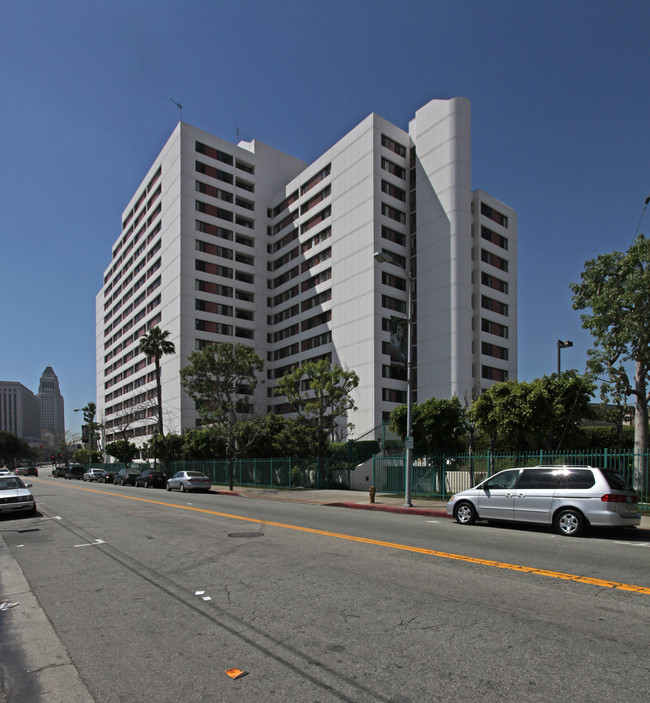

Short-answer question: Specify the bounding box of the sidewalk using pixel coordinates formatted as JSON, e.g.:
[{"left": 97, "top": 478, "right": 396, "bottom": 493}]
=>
[{"left": 213, "top": 486, "right": 650, "bottom": 529}]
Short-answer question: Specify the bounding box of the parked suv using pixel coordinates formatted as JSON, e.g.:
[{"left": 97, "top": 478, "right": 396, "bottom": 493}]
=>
[
  {"left": 66, "top": 464, "right": 85, "bottom": 480},
  {"left": 447, "top": 465, "right": 640, "bottom": 536}
]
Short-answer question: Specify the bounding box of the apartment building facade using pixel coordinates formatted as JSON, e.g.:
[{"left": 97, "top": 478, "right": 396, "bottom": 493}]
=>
[
  {"left": 96, "top": 97, "right": 517, "bottom": 447},
  {"left": 0, "top": 381, "right": 42, "bottom": 446}
]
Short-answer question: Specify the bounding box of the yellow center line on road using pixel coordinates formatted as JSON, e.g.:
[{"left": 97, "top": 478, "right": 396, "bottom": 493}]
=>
[{"left": 44, "top": 480, "right": 650, "bottom": 595}]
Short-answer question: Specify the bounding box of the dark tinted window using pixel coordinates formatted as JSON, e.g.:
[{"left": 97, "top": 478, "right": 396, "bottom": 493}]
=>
[
  {"left": 601, "top": 470, "right": 632, "bottom": 491},
  {"left": 516, "top": 469, "right": 558, "bottom": 489},
  {"left": 556, "top": 469, "right": 595, "bottom": 489}
]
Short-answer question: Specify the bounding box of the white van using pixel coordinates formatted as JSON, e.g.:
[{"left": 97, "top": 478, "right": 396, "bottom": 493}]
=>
[{"left": 447, "top": 465, "right": 640, "bottom": 536}]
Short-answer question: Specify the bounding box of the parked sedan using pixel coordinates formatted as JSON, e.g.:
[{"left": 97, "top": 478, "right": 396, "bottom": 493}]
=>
[
  {"left": 83, "top": 468, "right": 105, "bottom": 482},
  {"left": 98, "top": 470, "right": 115, "bottom": 484},
  {"left": 135, "top": 470, "right": 167, "bottom": 488},
  {"left": 0, "top": 476, "right": 37, "bottom": 516},
  {"left": 14, "top": 467, "right": 28, "bottom": 476},
  {"left": 114, "top": 468, "right": 142, "bottom": 486},
  {"left": 166, "top": 471, "right": 211, "bottom": 493}
]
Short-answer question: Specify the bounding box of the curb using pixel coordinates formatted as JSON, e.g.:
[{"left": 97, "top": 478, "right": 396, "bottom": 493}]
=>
[{"left": 325, "top": 502, "right": 450, "bottom": 518}]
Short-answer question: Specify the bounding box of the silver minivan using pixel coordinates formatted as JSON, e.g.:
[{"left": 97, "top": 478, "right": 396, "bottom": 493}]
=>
[{"left": 447, "top": 465, "right": 641, "bottom": 536}]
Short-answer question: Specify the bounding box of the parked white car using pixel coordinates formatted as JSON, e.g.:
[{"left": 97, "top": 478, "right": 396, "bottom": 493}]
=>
[
  {"left": 83, "top": 468, "right": 105, "bottom": 482},
  {"left": 166, "top": 471, "right": 211, "bottom": 493},
  {"left": 447, "top": 465, "right": 640, "bottom": 536},
  {"left": 0, "top": 475, "right": 36, "bottom": 516}
]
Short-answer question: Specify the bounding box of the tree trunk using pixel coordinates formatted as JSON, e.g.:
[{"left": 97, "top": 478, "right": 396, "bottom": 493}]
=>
[
  {"left": 633, "top": 361, "right": 648, "bottom": 491},
  {"left": 155, "top": 358, "right": 164, "bottom": 437}
]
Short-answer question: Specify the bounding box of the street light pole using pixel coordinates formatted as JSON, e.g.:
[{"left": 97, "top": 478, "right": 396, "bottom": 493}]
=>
[
  {"left": 557, "top": 340, "right": 573, "bottom": 375},
  {"left": 374, "top": 251, "right": 413, "bottom": 507}
]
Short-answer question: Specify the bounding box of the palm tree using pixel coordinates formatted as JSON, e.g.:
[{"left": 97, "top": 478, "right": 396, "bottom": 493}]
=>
[{"left": 138, "top": 326, "right": 176, "bottom": 437}]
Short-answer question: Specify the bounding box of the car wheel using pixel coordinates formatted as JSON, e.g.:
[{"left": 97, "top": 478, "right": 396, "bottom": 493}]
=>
[
  {"left": 166, "top": 483, "right": 171, "bottom": 491},
  {"left": 454, "top": 501, "right": 477, "bottom": 525},
  {"left": 180, "top": 483, "right": 186, "bottom": 493},
  {"left": 554, "top": 508, "right": 585, "bottom": 537}
]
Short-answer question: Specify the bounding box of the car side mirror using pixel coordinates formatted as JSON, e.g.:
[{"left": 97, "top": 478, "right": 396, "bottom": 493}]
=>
[{"left": 25, "top": 483, "right": 33, "bottom": 488}]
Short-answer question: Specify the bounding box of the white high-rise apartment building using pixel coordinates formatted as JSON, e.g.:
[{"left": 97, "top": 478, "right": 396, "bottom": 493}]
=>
[{"left": 96, "top": 97, "right": 517, "bottom": 447}]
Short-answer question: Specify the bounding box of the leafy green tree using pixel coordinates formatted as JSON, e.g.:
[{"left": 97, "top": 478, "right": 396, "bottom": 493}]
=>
[
  {"left": 181, "top": 429, "right": 226, "bottom": 460},
  {"left": 78, "top": 402, "right": 99, "bottom": 455},
  {"left": 105, "top": 439, "right": 138, "bottom": 465},
  {"left": 138, "top": 326, "right": 176, "bottom": 437},
  {"left": 389, "top": 396, "right": 467, "bottom": 454},
  {"left": 147, "top": 432, "right": 184, "bottom": 468},
  {"left": 469, "top": 373, "right": 594, "bottom": 451},
  {"left": 238, "top": 414, "right": 321, "bottom": 458},
  {"left": 275, "top": 359, "right": 360, "bottom": 454},
  {"left": 0, "top": 431, "right": 31, "bottom": 468},
  {"left": 571, "top": 234, "right": 650, "bottom": 487},
  {"left": 180, "top": 342, "right": 265, "bottom": 490}
]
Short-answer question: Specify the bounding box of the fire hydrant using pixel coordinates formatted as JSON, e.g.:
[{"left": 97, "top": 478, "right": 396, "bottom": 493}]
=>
[{"left": 369, "top": 485, "right": 377, "bottom": 504}]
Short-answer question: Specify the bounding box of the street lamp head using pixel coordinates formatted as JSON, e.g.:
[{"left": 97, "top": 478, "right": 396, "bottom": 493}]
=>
[
  {"left": 373, "top": 251, "right": 392, "bottom": 265},
  {"left": 557, "top": 340, "right": 573, "bottom": 349}
]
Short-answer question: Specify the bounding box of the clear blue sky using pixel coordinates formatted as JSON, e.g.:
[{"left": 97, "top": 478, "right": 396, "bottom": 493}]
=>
[{"left": 1, "top": 0, "right": 648, "bottom": 434}]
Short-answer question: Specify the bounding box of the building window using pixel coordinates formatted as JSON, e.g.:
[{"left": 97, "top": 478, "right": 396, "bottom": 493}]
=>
[
  {"left": 482, "top": 342, "right": 509, "bottom": 360},
  {"left": 482, "top": 365, "right": 508, "bottom": 382},
  {"left": 381, "top": 203, "right": 406, "bottom": 224},
  {"left": 195, "top": 161, "right": 233, "bottom": 185},
  {"left": 300, "top": 164, "right": 331, "bottom": 196},
  {"left": 481, "top": 296, "right": 508, "bottom": 316},
  {"left": 381, "top": 134, "right": 407, "bottom": 158},
  {"left": 381, "top": 271, "right": 406, "bottom": 292},
  {"left": 300, "top": 206, "right": 331, "bottom": 234},
  {"left": 481, "top": 202, "right": 508, "bottom": 228},
  {"left": 481, "top": 272, "right": 508, "bottom": 294},
  {"left": 481, "top": 249, "right": 508, "bottom": 272},
  {"left": 381, "top": 225, "right": 406, "bottom": 246},
  {"left": 382, "top": 387, "right": 407, "bottom": 403},
  {"left": 381, "top": 295, "right": 406, "bottom": 314},
  {"left": 481, "top": 318, "right": 509, "bottom": 338},
  {"left": 481, "top": 226, "right": 508, "bottom": 250},
  {"left": 381, "top": 157, "right": 406, "bottom": 179},
  {"left": 196, "top": 181, "right": 233, "bottom": 202},
  {"left": 381, "top": 180, "right": 406, "bottom": 202},
  {"left": 195, "top": 141, "right": 234, "bottom": 166},
  {"left": 195, "top": 279, "right": 233, "bottom": 297}
]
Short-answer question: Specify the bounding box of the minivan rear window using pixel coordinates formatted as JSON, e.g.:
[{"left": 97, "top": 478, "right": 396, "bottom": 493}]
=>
[{"left": 601, "top": 470, "right": 632, "bottom": 491}]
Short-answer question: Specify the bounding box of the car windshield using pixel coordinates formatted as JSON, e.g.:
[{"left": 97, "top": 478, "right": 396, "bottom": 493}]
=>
[{"left": 0, "top": 477, "right": 25, "bottom": 490}]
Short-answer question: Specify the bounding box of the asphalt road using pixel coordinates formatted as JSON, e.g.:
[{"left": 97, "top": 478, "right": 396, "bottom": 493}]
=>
[{"left": 1, "top": 476, "right": 649, "bottom": 702}]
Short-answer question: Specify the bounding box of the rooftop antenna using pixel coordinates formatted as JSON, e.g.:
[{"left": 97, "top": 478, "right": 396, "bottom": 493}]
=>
[{"left": 170, "top": 98, "right": 183, "bottom": 123}]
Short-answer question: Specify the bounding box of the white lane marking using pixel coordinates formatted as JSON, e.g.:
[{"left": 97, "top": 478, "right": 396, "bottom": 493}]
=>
[
  {"left": 74, "top": 539, "right": 106, "bottom": 548},
  {"left": 426, "top": 520, "right": 440, "bottom": 524},
  {"left": 614, "top": 541, "right": 650, "bottom": 547}
]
